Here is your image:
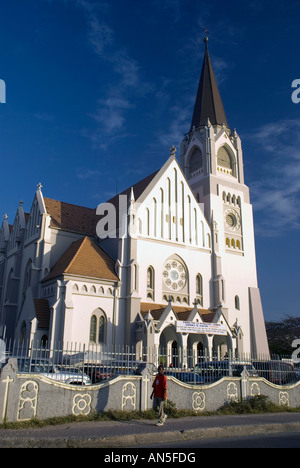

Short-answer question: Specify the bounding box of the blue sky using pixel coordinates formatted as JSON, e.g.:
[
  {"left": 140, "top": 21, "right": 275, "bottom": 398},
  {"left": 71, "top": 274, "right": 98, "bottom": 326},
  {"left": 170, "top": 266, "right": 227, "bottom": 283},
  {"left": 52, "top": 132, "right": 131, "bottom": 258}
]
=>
[{"left": 0, "top": 0, "right": 300, "bottom": 322}]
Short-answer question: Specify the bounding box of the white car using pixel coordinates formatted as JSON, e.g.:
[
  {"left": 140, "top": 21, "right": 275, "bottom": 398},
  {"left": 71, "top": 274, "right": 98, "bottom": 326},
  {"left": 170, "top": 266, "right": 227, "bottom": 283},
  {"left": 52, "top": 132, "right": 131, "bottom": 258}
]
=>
[{"left": 17, "top": 358, "right": 91, "bottom": 385}]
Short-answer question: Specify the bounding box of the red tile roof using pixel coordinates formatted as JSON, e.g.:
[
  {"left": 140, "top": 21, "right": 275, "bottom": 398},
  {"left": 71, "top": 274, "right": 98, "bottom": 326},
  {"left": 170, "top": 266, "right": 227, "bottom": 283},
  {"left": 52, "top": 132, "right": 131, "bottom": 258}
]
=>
[
  {"left": 44, "top": 236, "right": 119, "bottom": 282},
  {"left": 44, "top": 198, "right": 98, "bottom": 236},
  {"left": 140, "top": 302, "right": 215, "bottom": 323}
]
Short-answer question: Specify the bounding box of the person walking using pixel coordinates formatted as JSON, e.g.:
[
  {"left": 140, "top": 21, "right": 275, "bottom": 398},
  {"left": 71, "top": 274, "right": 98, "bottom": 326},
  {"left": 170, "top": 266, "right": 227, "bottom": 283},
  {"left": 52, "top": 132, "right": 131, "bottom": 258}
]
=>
[{"left": 150, "top": 364, "right": 168, "bottom": 426}]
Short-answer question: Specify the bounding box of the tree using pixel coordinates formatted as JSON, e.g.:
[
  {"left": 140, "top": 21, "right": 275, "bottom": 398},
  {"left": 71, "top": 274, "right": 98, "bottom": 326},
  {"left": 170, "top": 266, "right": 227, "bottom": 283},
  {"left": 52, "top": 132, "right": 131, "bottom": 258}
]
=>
[{"left": 265, "top": 316, "right": 300, "bottom": 356}]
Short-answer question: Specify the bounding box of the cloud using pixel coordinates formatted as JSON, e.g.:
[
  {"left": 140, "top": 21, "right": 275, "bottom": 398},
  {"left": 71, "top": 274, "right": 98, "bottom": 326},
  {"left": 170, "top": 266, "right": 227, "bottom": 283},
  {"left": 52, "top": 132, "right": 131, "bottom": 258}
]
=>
[
  {"left": 70, "top": 0, "right": 152, "bottom": 148},
  {"left": 76, "top": 168, "right": 102, "bottom": 180},
  {"left": 92, "top": 96, "right": 133, "bottom": 134},
  {"left": 248, "top": 119, "right": 300, "bottom": 236}
]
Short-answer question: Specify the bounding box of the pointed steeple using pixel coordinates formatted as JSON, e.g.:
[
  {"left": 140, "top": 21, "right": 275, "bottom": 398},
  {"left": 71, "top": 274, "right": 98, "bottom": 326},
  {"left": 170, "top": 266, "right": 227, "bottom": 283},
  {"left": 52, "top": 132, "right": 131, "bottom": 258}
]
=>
[{"left": 190, "top": 37, "right": 229, "bottom": 130}]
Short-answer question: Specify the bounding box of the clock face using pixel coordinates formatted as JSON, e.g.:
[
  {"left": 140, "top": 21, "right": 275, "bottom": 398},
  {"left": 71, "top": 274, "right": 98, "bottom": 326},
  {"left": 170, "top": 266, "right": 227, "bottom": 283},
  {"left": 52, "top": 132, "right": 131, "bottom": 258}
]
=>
[
  {"left": 163, "top": 260, "right": 186, "bottom": 291},
  {"left": 224, "top": 209, "right": 241, "bottom": 231}
]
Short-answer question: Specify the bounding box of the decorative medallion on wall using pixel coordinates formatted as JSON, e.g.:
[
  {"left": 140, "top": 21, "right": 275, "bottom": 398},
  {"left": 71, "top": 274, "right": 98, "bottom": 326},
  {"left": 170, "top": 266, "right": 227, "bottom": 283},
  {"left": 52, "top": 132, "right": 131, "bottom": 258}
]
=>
[
  {"left": 72, "top": 393, "right": 92, "bottom": 416},
  {"left": 192, "top": 392, "right": 206, "bottom": 411},
  {"left": 122, "top": 382, "right": 136, "bottom": 411},
  {"left": 250, "top": 383, "right": 261, "bottom": 397},
  {"left": 163, "top": 260, "right": 186, "bottom": 291},
  {"left": 17, "top": 381, "right": 39, "bottom": 421},
  {"left": 279, "top": 391, "right": 290, "bottom": 408},
  {"left": 227, "top": 382, "right": 238, "bottom": 402}
]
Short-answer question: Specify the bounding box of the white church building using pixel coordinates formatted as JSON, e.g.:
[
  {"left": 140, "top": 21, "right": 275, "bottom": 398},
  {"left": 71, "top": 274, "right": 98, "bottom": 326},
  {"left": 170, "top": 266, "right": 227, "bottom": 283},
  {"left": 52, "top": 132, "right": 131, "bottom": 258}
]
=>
[{"left": 0, "top": 38, "right": 269, "bottom": 361}]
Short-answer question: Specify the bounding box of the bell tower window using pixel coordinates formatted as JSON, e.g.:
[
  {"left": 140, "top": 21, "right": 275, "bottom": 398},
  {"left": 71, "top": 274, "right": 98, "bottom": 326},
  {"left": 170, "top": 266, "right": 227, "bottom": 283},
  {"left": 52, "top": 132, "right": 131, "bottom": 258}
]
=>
[
  {"left": 217, "top": 146, "right": 236, "bottom": 177},
  {"left": 188, "top": 147, "right": 203, "bottom": 178}
]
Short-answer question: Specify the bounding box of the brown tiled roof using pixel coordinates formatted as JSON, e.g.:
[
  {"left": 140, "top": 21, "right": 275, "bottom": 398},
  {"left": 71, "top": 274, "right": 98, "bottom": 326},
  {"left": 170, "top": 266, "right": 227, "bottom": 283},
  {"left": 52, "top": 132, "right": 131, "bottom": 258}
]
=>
[
  {"left": 44, "top": 236, "right": 119, "bottom": 282},
  {"left": 44, "top": 198, "right": 98, "bottom": 235},
  {"left": 43, "top": 170, "right": 159, "bottom": 236},
  {"left": 34, "top": 298, "right": 50, "bottom": 329},
  {"left": 140, "top": 302, "right": 215, "bottom": 323}
]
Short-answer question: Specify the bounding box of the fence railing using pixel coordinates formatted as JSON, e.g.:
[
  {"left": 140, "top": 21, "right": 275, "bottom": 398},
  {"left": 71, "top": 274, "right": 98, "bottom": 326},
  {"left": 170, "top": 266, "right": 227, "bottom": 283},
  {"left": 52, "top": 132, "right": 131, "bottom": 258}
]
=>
[{"left": 1, "top": 339, "right": 299, "bottom": 386}]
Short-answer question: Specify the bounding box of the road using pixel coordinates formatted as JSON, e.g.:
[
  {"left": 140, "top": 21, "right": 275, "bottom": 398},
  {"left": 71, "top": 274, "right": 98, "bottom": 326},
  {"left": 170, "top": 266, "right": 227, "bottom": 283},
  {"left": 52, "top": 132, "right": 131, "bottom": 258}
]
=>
[
  {"left": 131, "top": 431, "right": 300, "bottom": 448},
  {"left": 0, "top": 412, "right": 299, "bottom": 448}
]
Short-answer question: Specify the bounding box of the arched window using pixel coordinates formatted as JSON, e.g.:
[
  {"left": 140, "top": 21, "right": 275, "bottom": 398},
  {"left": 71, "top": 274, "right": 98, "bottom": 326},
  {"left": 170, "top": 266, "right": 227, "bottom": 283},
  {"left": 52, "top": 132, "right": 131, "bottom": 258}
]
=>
[
  {"left": 98, "top": 316, "right": 105, "bottom": 344},
  {"left": 196, "top": 274, "right": 203, "bottom": 306},
  {"left": 235, "top": 295, "right": 240, "bottom": 310},
  {"left": 22, "top": 259, "right": 32, "bottom": 299},
  {"left": 90, "top": 315, "right": 97, "bottom": 343},
  {"left": 218, "top": 146, "right": 232, "bottom": 169},
  {"left": 89, "top": 310, "right": 107, "bottom": 345},
  {"left": 189, "top": 147, "right": 203, "bottom": 177},
  {"left": 217, "top": 146, "right": 236, "bottom": 176},
  {"left": 147, "top": 266, "right": 155, "bottom": 300},
  {"left": 41, "top": 335, "right": 48, "bottom": 348},
  {"left": 146, "top": 208, "right": 150, "bottom": 236},
  {"left": 20, "top": 321, "right": 26, "bottom": 344},
  {"left": 5, "top": 269, "right": 14, "bottom": 302}
]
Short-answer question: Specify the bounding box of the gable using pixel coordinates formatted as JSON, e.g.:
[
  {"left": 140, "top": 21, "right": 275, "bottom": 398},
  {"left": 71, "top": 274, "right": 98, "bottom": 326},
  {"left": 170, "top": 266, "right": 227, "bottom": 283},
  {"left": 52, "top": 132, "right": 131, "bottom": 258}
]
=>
[
  {"left": 24, "top": 190, "right": 46, "bottom": 242},
  {"left": 7, "top": 206, "right": 26, "bottom": 253},
  {"left": 135, "top": 157, "right": 211, "bottom": 249},
  {"left": 43, "top": 236, "right": 119, "bottom": 282}
]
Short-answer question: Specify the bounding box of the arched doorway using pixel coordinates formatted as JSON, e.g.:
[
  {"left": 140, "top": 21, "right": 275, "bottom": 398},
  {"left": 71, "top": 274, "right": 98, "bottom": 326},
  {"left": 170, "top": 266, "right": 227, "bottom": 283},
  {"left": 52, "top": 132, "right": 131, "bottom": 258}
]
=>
[
  {"left": 159, "top": 326, "right": 183, "bottom": 367},
  {"left": 197, "top": 342, "right": 204, "bottom": 360},
  {"left": 187, "top": 335, "right": 209, "bottom": 367},
  {"left": 213, "top": 334, "right": 232, "bottom": 359}
]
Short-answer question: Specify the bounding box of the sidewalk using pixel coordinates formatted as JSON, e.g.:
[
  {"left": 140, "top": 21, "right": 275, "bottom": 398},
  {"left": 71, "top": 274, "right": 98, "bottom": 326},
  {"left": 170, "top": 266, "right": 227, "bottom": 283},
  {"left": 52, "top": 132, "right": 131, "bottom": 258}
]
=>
[{"left": 0, "top": 412, "right": 299, "bottom": 447}]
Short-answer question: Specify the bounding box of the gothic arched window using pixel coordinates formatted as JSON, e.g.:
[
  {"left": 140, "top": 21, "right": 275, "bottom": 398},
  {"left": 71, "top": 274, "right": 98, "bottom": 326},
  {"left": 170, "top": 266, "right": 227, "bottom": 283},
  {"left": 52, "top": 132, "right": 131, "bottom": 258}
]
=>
[
  {"left": 90, "top": 315, "right": 97, "bottom": 343},
  {"left": 189, "top": 147, "right": 203, "bottom": 177},
  {"left": 196, "top": 274, "right": 203, "bottom": 306},
  {"left": 22, "top": 259, "right": 32, "bottom": 299},
  {"left": 89, "top": 309, "right": 107, "bottom": 345},
  {"left": 20, "top": 321, "right": 26, "bottom": 344},
  {"left": 98, "top": 316, "right": 105, "bottom": 344},
  {"left": 5, "top": 269, "right": 14, "bottom": 302},
  {"left": 217, "top": 146, "right": 236, "bottom": 176},
  {"left": 147, "top": 266, "right": 155, "bottom": 300}
]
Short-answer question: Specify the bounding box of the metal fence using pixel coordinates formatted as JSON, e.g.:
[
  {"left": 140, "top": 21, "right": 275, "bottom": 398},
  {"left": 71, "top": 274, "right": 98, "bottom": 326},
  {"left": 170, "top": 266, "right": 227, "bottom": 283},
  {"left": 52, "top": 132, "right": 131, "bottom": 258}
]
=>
[{"left": 1, "top": 339, "right": 300, "bottom": 386}]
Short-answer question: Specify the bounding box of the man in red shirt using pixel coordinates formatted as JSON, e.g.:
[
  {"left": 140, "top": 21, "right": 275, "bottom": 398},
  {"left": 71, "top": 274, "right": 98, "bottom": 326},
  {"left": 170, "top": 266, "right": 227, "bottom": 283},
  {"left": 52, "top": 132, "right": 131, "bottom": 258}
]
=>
[{"left": 150, "top": 364, "right": 168, "bottom": 426}]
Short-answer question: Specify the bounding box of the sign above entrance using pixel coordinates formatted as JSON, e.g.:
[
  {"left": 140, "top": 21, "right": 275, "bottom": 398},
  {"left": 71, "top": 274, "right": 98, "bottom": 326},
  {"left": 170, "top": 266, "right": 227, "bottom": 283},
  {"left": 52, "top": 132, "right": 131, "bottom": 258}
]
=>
[{"left": 176, "top": 321, "right": 227, "bottom": 336}]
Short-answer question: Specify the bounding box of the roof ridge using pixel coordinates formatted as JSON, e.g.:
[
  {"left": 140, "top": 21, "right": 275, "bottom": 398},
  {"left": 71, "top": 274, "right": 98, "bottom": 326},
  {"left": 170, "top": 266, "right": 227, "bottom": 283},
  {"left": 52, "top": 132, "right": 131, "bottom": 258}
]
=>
[
  {"left": 44, "top": 197, "right": 95, "bottom": 211},
  {"left": 64, "top": 237, "right": 87, "bottom": 273}
]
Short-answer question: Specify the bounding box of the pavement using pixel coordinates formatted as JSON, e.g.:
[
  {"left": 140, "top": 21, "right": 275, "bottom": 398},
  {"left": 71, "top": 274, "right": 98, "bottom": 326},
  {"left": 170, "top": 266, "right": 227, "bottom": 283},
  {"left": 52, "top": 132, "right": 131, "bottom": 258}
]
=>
[{"left": 0, "top": 412, "right": 299, "bottom": 448}]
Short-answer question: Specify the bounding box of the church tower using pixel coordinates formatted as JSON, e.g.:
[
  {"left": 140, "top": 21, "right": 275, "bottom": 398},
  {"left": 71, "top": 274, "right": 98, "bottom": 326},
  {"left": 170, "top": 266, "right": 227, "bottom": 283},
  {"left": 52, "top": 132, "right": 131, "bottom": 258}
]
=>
[{"left": 180, "top": 37, "right": 269, "bottom": 356}]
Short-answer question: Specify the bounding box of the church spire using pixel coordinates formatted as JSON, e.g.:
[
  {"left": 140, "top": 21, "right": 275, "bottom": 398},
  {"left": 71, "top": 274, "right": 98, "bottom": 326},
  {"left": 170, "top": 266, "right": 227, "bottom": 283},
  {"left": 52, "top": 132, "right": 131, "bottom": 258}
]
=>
[{"left": 190, "top": 36, "right": 229, "bottom": 131}]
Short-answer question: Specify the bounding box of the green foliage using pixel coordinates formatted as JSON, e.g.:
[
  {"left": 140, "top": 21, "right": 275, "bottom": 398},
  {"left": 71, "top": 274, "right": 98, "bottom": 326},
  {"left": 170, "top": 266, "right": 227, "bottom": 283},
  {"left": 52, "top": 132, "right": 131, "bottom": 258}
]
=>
[
  {"left": 266, "top": 316, "right": 300, "bottom": 355},
  {"left": 218, "top": 395, "right": 298, "bottom": 415}
]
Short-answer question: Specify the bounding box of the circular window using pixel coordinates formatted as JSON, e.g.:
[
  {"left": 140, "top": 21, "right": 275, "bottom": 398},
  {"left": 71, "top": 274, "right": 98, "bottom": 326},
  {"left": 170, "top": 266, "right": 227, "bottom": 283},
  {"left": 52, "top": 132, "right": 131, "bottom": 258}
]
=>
[
  {"left": 163, "top": 260, "right": 186, "bottom": 291},
  {"left": 224, "top": 209, "right": 240, "bottom": 231},
  {"left": 226, "top": 214, "right": 236, "bottom": 228}
]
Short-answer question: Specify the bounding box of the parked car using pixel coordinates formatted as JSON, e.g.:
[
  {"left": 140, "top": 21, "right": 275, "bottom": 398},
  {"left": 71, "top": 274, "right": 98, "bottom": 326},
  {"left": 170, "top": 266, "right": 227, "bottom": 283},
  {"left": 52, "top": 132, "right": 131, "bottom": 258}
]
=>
[
  {"left": 17, "top": 358, "right": 91, "bottom": 386},
  {"left": 84, "top": 366, "right": 115, "bottom": 383},
  {"left": 252, "top": 360, "right": 297, "bottom": 385},
  {"left": 164, "top": 370, "right": 204, "bottom": 385},
  {"left": 193, "top": 360, "right": 258, "bottom": 383}
]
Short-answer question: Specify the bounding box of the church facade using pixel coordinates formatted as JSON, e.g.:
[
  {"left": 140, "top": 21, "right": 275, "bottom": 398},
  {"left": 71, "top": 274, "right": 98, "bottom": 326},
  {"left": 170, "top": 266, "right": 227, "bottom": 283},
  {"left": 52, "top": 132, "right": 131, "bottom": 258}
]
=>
[{"left": 0, "top": 39, "right": 269, "bottom": 361}]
